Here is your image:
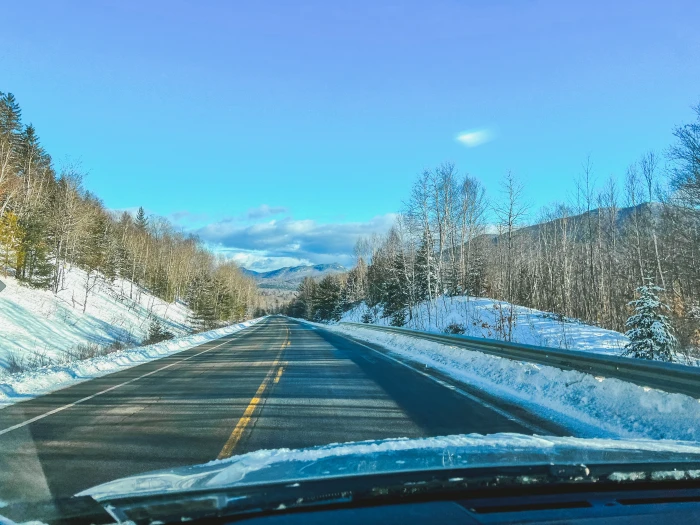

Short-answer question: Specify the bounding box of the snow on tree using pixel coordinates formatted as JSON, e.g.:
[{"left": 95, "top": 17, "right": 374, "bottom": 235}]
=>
[{"left": 623, "top": 280, "right": 679, "bottom": 362}]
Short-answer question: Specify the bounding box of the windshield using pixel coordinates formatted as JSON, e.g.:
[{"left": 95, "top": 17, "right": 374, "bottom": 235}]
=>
[{"left": 1, "top": 0, "right": 700, "bottom": 517}]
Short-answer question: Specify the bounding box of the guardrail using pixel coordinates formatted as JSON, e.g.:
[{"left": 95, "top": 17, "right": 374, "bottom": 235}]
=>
[{"left": 339, "top": 322, "right": 700, "bottom": 399}]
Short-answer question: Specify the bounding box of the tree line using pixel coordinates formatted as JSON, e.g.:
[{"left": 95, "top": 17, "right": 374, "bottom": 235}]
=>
[
  {"left": 288, "top": 103, "right": 700, "bottom": 358},
  {"left": 0, "top": 92, "right": 258, "bottom": 330}
]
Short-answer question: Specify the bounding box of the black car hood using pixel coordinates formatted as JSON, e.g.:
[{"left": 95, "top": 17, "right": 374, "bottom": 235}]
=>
[{"left": 80, "top": 433, "right": 700, "bottom": 501}]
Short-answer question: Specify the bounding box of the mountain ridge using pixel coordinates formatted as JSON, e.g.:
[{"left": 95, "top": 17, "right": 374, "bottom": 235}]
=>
[{"left": 242, "top": 263, "right": 346, "bottom": 290}]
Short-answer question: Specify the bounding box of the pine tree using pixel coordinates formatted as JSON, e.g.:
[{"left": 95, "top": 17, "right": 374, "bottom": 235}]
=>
[
  {"left": 382, "top": 252, "right": 409, "bottom": 326},
  {"left": 315, "top": 275, "right": 342, "bottom": 322},
  {"left": 187, "top": 275, "right": 219, "bottom": 331},
  {"left": 0, "top": 93, "right": 23, "bottom": 191},
  {"left": 0, "top": 92, "right": 22, "bottom": 135},
  {"left": 0, "top": 211, "right": 22, "bottom": 276},
  {"left": 13, "top": 124, "right": 54, "bottom": 288},
  {"left": 414, "top": 231, "right": 437, "bottom": 302},
  {"left": 135, "top": 206, "right": 148, "bottom": 232},
  {"left": 145, "top": 318, "right": 174, "bottom": 344},
  {"left": 17, "top": 213, "right": 53, "bottom": 288},
  {"left": 623, "top": 280, "right": 679, "bottom": 362},
  {"left": 295, "top": 277, "right": 318, "bottom": 320}
]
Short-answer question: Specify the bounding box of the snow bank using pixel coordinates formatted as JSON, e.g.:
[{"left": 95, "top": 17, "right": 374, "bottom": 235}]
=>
[
  {"left": 343, "top": 296, "right": 629, "bottom": 356},
  {"left": 0, "top": 318, "right": 264, "bottom": 408},
  {"left": 0, "top": 267, "right": 191, "bottom": 368},
  {"left": 320, "top": 322, "right": 700, "bottom": 442}
]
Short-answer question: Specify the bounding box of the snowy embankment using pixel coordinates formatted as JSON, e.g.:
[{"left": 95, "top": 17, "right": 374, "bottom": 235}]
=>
[
  {"left": 343, "top": 296, "right": 629, "bottom": 356},
  {"left": 0, "top": 318, "right": 264, "bottom": 408},
  {"left": 0, "top": 267, "right": 191, "bottom": 368},
  {"left": 316, "top": 322, "right": 700, "bottom": 442}
]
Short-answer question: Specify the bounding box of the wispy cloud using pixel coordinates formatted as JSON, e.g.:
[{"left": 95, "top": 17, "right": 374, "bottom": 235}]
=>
[
  {"left": 246, "top": 204, "right": 288, "bottom": 220},
  {"left": 456, "top": 128, "right": 494, "bottom": 148},
  {"left": 168, "top": 210, "right": 210, "bottom": 224}
]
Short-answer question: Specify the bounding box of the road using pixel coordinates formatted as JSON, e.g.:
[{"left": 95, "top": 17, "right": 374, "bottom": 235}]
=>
[{"left": 0, "top": 316, "right": 562, "bottom": 504}]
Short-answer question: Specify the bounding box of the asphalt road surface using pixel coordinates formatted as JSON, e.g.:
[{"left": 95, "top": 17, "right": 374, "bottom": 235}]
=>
[{"left": 0, "top": 316, "right": 563, "bottom": 504}]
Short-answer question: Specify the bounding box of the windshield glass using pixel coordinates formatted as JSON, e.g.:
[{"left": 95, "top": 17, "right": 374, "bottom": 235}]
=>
[{"left": 1, "top": 0, "right": 699, "bottom": 516}]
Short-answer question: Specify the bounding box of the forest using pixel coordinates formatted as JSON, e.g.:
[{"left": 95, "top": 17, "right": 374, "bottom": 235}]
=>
[
  {"left": 0, "top": 92, "right": 259, "bottom": 330},
  {"left": 287, "top": 103, "right": 700, "bottom": 359}
]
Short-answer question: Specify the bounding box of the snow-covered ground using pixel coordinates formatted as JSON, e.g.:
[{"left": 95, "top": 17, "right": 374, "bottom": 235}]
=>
[
  {"left": 343, "top": 296, "right": 629, "bottom": 356},
  {"left": 0, "top": 267, "right": 192, "bottom": 369},
  {"left": 315, "top": 322, "right": 700, "bottom": 442},
  {"left": 0, "top": 318, "right": 264, "bottom": 408}
]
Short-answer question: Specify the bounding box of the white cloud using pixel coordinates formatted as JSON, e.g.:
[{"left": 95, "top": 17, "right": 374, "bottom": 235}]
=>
[
  {"left": 197, "top": 214, "right": 397, "bottom": 270},
  {"left": 456, "top": 129, "right": 494, "bottom": 148},
  {"left": 168, "top": 210, "right": 210, "bottom": 224},
  {"left": 221, "top": 250, "right": 312, "bottom": 272}
]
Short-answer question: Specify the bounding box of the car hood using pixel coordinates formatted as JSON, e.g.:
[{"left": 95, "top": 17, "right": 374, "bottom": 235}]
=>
[{"left": 80, "top": 433, "right": 700, "bottom": 501}]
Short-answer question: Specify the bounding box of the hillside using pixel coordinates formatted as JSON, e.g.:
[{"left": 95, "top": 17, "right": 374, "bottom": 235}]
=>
[
  {"left": 0, "top": 267, "right": 192, "bottom": 370},
  {"left": 243, "top": 263, "right": 346, "bottom": 290},
  {"left": 342, "top": 296, "right": 630, "bottom": 356},
  {"left": 477, "top": 202, "right": 662, "bottom": 246}
]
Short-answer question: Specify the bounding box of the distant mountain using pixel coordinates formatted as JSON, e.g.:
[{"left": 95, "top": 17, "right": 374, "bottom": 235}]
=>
[
  {"left": 242, "top": 263, "right": 347, "bottom": 290},
  {"left": 471, "top": 202, "right": 662, "bottom": 247}
]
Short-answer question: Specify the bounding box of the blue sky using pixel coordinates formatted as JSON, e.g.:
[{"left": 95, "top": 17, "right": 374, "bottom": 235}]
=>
[{"left": 3, "top": 0, "right": 699, "bottom": 270}]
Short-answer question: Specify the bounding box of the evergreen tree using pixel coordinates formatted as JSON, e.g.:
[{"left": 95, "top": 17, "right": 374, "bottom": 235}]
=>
[
  {"left": 0, "top": 211, "right": 22, "bottom": 276},
  {"left": 187, "top": 274, "right": 219, "bottom": 331},
  {"left": 365, "top": 254, "right": 386, "bottom": 308},
  {"left": 360, "top": 310, "right": 374, "bottom": 323},
  {"left": 414, "top": 231, "right": 436, "bottom": 302},
  {"left": 17, "top": 124, "right": 52, "bottom": 183},
  {"left": 135, "top": 206, "right": 148, "bottom": 232},
  {"left": 0, "top": 93, "right": 22, "bottom": 189},
  {"left": 17, "top": 212, "right": 53, "bottom": 288},
  {"left": 315, "top": 275, "right": 342, "bottom": 322},
  {"left": 145, "top": 318, "right": 174, "bottom": 344},
  {"left": 623, "top": 280, "right": 679, "bottom": 362},
  {"left": 345, "top": 257, "right": 367, "bottom": 303},
  {"left": 466, "top": 251, "right": 486, "bottom": 296},
  {"left": 0, "top": 92, "right": 22, "bottom": 136},
  {"left": 294, "top": 277, "right": 318, "bottom": 320},
  {"left": 13, "top": 124, "right": 54, "bottom": 287},
  {"left": 389, "top": 307, "right": 407, "bottom": 326},
  {"left": 382, "top": 253, "right": 409, "bottom": 326}
]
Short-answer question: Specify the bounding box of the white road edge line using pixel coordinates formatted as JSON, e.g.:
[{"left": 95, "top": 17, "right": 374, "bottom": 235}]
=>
[
  {"left": 0, "top": 326, "right": 259, "bottom": 437},
  {"left": 324, "top": 326, "right": 548, "bottom": 434}
]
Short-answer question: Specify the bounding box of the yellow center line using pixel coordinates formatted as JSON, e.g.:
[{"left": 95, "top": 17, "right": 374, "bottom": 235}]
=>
[
  {"left": 273, "top": 364, "right": 286, "bottom": 384},
  {"left": 217, "top": 327, "right": 289, "bottom": 459}
]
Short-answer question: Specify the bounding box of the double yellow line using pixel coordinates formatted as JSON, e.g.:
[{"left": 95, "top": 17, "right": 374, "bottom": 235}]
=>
[{"left": 217, "top": 328, "right": 289, "bottom": 459}]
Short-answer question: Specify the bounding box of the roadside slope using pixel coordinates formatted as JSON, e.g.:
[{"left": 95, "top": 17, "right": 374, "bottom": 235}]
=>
[
  {"left": 0, "top": 318, "right": 264, "bottom": 407},
  {"left": 343, "top": 296, "right": 629, "bottom": 356},
  {"left": 0, "top": 267, "right": 191, "bottom": 369}
]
